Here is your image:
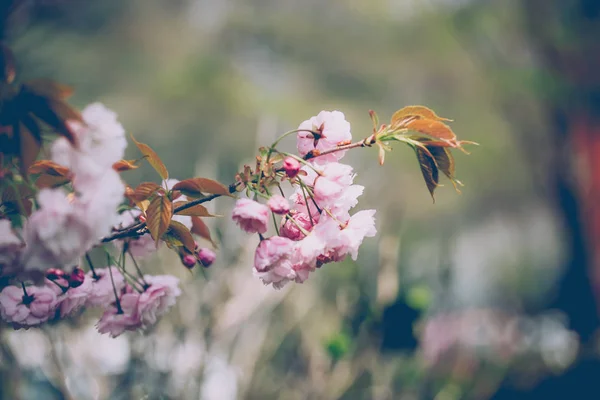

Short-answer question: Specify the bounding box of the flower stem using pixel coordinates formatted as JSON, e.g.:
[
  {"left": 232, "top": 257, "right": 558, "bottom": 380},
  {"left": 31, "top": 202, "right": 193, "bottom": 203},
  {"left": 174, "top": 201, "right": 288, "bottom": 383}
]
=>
[
  {"left": 128, "top": 250, "right": 149, "bottom": 289},
  {"left": 299, "top": 182, "right": 315, "bottom": 226},
  {"left": 107, "top": 254, "right": 123, "bottom": 314},
  {"left": 85, "top": 253, "right": 99, "bottom": 280},
  {"left": 303, "top": 135, "right": 376, "bottom": 161}
]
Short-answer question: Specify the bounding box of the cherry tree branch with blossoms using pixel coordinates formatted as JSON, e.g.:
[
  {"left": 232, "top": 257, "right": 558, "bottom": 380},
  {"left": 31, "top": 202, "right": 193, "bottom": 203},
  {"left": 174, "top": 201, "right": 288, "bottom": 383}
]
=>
[{"left": 0, "top": 43, "right": 475, "bottom": 337}]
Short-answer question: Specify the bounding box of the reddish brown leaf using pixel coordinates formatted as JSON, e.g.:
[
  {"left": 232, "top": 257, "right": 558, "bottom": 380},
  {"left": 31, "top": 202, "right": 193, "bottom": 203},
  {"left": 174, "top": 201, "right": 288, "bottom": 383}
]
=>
[
  {"left": 406, "top": 119, "right": 457, "bottom": 143},
  {"left": 22, "top": 88, "right": 78, "bottom": 144},
  {"left": 172, "top": 177, "right": 232, "bottom": 198},
  {"left": 112, "top": 159, "right": 140, "bottom": 172},
  {"left": 17, "top": 122, "right": 41, "bottom": 174},
  {"left": 0, "top": 43, "right": 16, "bottom": 84},
  {"left": 34, "top": 174, "right": 70, "bottom": 189},
  {"left": 146, "top": 195, "right": 172, "bottom": 243},
  {"left": 166, "top": 221, "right": 196, "bottom": 253},
  {"left": 29, "top": 160, "right": 70, "bottom": 177},
  {"left": 132, "top": 182, "right": 162, "bottom": 202},
  {"left": 130, "top": 134, "right": 168, "bottom": 180},
  {"left": 23, "top": 79, "right": 74, "bottom": 100},
  {"left": 191, "top": 216, "right": 216, "bottom": 247},
  {"left": 391, "top": 106, "right": 451, "bottom": 126},
  {"left": 415, "top": 146, "right": 439, "bottom": 201},
  {"left": 173, "top": 201, "right": 217, "bottom": 217}
]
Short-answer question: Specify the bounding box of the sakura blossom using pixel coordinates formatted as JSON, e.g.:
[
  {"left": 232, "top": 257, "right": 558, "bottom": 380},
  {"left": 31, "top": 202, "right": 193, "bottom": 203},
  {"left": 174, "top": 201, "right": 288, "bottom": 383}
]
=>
[
  {"left": 267, "top": 195, "right": 290, "bottom": 215},
  {"left": 21, "top": 188, "right": 95, "bottom": 272},
  {"left": 231, "top": 198, "right": 270, "bottom": 234},
  {"left": 135, "top": 275, "right": 181, "bottom": 326},
  {"left": 0, "top": 285, "right": 58, "bottom": 329},
  {"left": 85, "top": 267, "right": 126, "bottom": 307},
  {"left": 55, "top": 275, "right": 92, "bottom": 318},
  {"left": 253, "top": 236, "right": 297, "bottom": 289},
  {"left": 96, "top": 300, "right": 142, "bottom": 338},
  {"left": 297, "top": 110, "right": 352, "bottom": 163},
  {"left": 0, "top": 97, "right": 467, "bottom": 339},
  {"left": 51, "top": 102, "right": 126, "bottom": 181}
]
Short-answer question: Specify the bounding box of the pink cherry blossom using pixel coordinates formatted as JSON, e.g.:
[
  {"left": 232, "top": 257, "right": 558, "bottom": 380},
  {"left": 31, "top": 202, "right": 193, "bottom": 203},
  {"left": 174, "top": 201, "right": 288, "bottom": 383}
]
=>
[
  {"left": 77, "top": 169, "right": 125, "bottom": 239},
  {"left": 55, "top": 276, "right": 92, "bottom": 317},
  {"left": 267, "top": 195, "right": 290, "bottom": 215},
  {"left": 329, "top": 185, "right": 364, "bottom": 218},
  {"left": 231, "top": 198, "right": 269, "bottom": 234},
  {"left": 137, "top": 275, "right": 182, "bottom": 326},
  {"left": 282, "top": 157, "right": 301, "bottom": 178},
  {"left": 253, "top": 237, "right": 297, "bottom": 289},
  {"left": 289, "top": 190, "right": 320, "bottom": 222},
  {"left": 22, "top": 189, "right": 94, "bottom": 272},
  {"left": 341, "top": 210, "right": 377, "bottom": 260},
  {"left": 297, "top": 111, "right": 352, "bottom": 163},
  {"left": 280, "top": 212, "right": 313, "bottom": 241},
  {"left": 86, "top": 267, "right": 126, "bottom": 307},
  {"left": 0, "top": 285, "right": 57, "bottom": 328},
  {"left": 318, "top": 210, "right": 377, "bottom": 264},
  {"left": 96, "top": 298, "right": 142, "bottom": 338},
  {"left": 291, "top": 231, "right": 326, "bottom": 283},
  {"left": 313, "top": 163, "right": 354, "bottom": 207},
  {"left": 51, "top": 102, "right": 126, "bottom": 180}
]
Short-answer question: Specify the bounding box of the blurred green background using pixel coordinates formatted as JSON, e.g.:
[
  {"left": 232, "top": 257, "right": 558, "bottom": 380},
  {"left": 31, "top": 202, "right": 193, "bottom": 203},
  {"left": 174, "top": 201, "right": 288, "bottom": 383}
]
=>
[{"left": 2, "top": 0, "right": 600, "bottom": 399}]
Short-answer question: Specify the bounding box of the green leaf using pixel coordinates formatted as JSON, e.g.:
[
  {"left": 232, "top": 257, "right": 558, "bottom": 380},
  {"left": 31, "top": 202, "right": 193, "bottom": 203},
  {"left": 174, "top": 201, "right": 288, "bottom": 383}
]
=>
[{"left": 325, "top": 332, "right": 351, "bottom": 362}]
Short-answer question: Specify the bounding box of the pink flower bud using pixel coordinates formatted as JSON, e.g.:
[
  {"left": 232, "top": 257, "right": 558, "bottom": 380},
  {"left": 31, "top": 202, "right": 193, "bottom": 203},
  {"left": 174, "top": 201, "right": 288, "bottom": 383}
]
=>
[
  {"left": 197, "top": 248, "right": 216, "bottom": 267},
  {"left": 283, "top": 157, "right": 301, "bottom": 178},
  {"left": 182, "top": 254, "right": 197, "bottom": 269},
  {"left": 267, "top": 195, "right": 290, "bottom": 215},
  {"left": 69, "top": 267, "right": 86, "bottom": 288},
  {"left": 46, "top": 268, "right": 66, "bottom": 281}
]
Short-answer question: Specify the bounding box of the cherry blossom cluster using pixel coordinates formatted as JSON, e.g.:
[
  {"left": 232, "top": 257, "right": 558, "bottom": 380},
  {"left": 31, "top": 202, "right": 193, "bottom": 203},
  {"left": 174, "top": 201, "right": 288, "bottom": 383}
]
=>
[
  {"left": 0, "top": 98, "right": 469, "bottom": 337},
  {"left": 231, "top": 111, "right": 376, "bottom": 289},
  {"left": 0, "top": 104, "right": 188, "bottom": 336}
]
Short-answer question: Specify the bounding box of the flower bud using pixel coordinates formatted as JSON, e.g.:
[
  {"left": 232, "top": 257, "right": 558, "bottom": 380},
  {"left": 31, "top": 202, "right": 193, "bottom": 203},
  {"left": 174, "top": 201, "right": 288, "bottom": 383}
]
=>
[
  {"left": 182, "top": 254, "right": 197, "bottom": 269},
  {"left": 283, "top": 157, "right": 301, "bottom": 179},
  {"left": 197, "top": 248, "right": 216, "bottom": 268},
  {"left": 46, "top": 268, "right": 66, "bottom": 281},
  {"left": 68, "top": 267, "right": 86, "bottom": 288},
  {"left": 267, "top": 195, "right": 290, "bottom": 215}
]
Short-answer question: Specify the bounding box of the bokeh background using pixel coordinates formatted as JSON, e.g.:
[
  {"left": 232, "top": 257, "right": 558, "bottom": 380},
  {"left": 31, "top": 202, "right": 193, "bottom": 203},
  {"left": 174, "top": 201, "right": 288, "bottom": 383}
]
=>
[{"left": 1, "top": 0, "right": 600, "bottom": 399}]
